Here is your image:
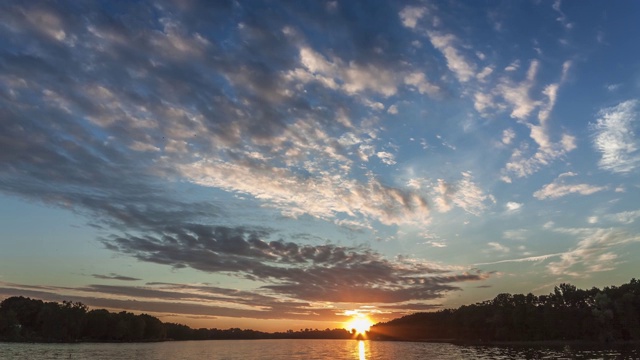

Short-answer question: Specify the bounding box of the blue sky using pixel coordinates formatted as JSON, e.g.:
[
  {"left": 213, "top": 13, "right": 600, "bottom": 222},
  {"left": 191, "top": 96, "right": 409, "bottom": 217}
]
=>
[{"left": 1, "top": 0, "right": 639, "bottom": 331}]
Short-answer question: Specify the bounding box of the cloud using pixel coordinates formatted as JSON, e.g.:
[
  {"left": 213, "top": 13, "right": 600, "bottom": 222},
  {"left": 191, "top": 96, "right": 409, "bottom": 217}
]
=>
[
  {"left": 290, "top": 45, "right": 399, "bottom": 97},
  {"left": 400, "top": 8, "right": 479, "bottom": 86},
  {"left": 404, "top": 72, "right": 440, "bottom": 97},
  {"left": 497, "top": 60, "right": 540, "bottom": 120},
  {"left": 493, "top": 60, "right": 576, "bottom": 178},
  {"left": 104, "top": 225, "right": 488, "bottom": 304},
  {"left": 505, "top": 201, "right": 523, "bottom": 212},
  {"left": 561, "top": 133, "right": 577, "bottom": 151},
  {"left": 92, "top": 273, "right": 141, "bottom": 281},
  {"left": 420, "top": 232, "right": 447, "bottom": 248},
  {"left": 502, "top": 129, "right": 516, "bottom": 145},
  {"left": 376, "top": 151, "right": 397, "bottom": 165},
  {"left": 473, "top": 92, "right": 498, "bottom": 114},
  {"left": 181, "top": 159, "right": 430, "bottom": 225},
  {"left": 397, "top": 3, "right": 573, "bottom": 180},
  {"left": 0, "top": 1, "right": 496, "bottom": 317},
  {"left": 0, "top": 0, "right": 455, "bottom": 232},
  {"left": 0, "top": 281, "right": 340, "bottom": 321},
  {"left": 503, "top": 229, "right": 528, "bottom": 241},
  {"left": 605, "top": 209, "right": 640, "bottom": 224},
  {"left": 487, "top": 242, "right": 510, "bottom": 253},
  {"left": 533, "top": 173, "right": 607, "bottom": 200},
  {"left": 264, "top": 270, "right": 489, "bottom": 303},
  {"left": 424, "top": 241, "right": 447, "bottom": 248},
  {"left": 291, "top": 43, "right": 444, "bottom": 100},
  {"left": 433, "top": 172, "right": 494, "bottom": 215},
  {"left": 504, "top": 60, "right": 520, "bottom": 72},
  {"left": 591, "top": 100, "right": 640, "bottom": 173},
  {"left": 552, "top": 0, "right": 573, "bottom": 29},
  {"left": 474, "top": 252, "right": 563, "bottom": 266},
  {"left": 476, "top": 66, "right": 493, "bottom": 82},
  {"left": 2, "top": 0, "right": 619, "bottom": 322},
  {"left": 547, "top": 228, "right": 640, "bottom": 277},
  {"left": 427, "top": 31, "right": 476, "bottom": 82},
  {"left": 606, "top": 83, "right": 621, "bottom": 92},
  {"left": 399, "top": 6, "right": 427, "bottom": 29},
  {"left": 477, "top": 225, "right": 638, "bottom": 276}
]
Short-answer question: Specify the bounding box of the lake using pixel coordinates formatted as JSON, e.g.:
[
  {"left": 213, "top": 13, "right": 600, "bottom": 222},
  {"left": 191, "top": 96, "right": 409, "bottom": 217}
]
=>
[{"left": 1, "top": 339, "right": 639, "bottom": 359}]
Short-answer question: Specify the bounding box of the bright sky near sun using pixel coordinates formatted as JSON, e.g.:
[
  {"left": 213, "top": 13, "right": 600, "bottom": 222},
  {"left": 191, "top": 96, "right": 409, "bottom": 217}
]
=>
[{"left": 1, "top": 0, "right": 639, "bottom": 332}]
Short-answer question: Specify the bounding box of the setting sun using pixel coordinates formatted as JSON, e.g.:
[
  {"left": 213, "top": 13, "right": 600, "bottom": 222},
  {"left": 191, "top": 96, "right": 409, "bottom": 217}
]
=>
[{"left": 345, "top": 315, "right": 373, "bottom": 335}]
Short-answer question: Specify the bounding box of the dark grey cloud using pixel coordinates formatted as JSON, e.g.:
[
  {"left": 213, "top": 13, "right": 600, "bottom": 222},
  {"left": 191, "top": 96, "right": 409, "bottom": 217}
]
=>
[
  {"left": 106, "top": 223, "right": 489, "bottom": 303},
  {"left": 377, "top": 303, "right": 443, "bottom": 311},
  {"left": 92, "top": 273, "right": 141, "bottom": 281}
]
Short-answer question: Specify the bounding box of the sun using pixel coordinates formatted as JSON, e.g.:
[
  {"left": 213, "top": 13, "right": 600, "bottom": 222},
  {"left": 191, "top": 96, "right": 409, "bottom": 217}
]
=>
[{"left": 345, "top": 315, "right": 373, "bottom": 335}]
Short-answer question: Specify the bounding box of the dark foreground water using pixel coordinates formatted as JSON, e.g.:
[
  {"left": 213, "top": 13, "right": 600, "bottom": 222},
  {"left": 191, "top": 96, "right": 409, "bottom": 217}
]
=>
[{"left": 1, "top": 339, "right": 639, "bottom": 359}]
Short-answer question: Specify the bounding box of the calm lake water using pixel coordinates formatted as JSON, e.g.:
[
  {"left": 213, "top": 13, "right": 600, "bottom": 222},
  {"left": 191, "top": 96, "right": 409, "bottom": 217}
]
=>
[{"left": 1, "top": 339, "right": 639, "bottom": 359}]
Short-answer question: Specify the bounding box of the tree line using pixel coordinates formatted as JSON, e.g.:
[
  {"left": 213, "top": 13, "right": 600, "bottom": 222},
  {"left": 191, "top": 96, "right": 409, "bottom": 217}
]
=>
[
  {"left": 3, "top": 278, "right": 639, "bottom": 343},
  {"left": 0, "top": 297, "right": 166, "bottom": 342},
  {"left": 369, "top": 279, "right": 640, "bottom": 343},
  {"left": 163, "top": 322, "right": 354, "bottom": 341},
  {"left": 0, "top": 296, "right": 354, "bottom": 342}
]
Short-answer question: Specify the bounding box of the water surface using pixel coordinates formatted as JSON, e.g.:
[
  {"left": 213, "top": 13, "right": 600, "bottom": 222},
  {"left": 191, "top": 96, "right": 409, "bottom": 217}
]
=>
[{"left": 1, "top": 339, "right": 638, "bottom": 359}]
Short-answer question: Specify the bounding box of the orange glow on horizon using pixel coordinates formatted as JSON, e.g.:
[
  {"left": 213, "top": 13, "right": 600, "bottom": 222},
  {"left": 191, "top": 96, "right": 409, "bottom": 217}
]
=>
[{"left": 344, "top": 314, "right": 373, "bottom": 335}]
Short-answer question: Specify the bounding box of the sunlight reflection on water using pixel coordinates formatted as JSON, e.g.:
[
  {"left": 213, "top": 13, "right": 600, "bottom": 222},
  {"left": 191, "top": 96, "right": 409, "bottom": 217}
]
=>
[
  {"left": 1, "top": 339, "right": 639, "bottom": 359},
  {"left": 358, "top": 340, "right": 365, "bottom": 360}
]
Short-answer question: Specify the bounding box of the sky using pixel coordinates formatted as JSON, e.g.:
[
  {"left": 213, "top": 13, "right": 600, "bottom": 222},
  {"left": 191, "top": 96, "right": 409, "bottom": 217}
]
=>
[{"left": 1, "top": 0, "right": 639, "bottom": 332}]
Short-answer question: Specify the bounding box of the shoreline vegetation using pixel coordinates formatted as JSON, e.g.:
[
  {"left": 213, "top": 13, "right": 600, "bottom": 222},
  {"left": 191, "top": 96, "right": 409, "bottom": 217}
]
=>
[
  {"left": 1, "top": 279, "right": 639, "bottom": 344},
  {"left": 368, "top": 278, "right": 640, "bottom": 343}
]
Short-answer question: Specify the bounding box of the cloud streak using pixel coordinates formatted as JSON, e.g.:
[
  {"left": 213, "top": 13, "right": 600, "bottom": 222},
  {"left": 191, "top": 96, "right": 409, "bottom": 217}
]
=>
[
  {"left": 92, "top": 274, "right": 141, "bottom": 282},
  {"left": 533, "top": 173, "right": 606, "bottom": 200}
]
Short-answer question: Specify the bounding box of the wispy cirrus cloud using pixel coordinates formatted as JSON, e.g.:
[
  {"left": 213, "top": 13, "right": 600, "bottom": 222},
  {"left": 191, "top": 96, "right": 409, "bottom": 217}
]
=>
[
  {"left": 474, "top": 252, "right": 563, "bottom": 266},
  {"left": 604, "top": 209, "right": 640, "bottom": 224},
  {"left": 533, "top": 172, "right": 606, "bottom": 200},
  {"left": 547, "top": 228, "right": 640, "bottom": 277},
  {"left": 397, "top": 3, "right": 576, "bottom": 179},
  {"left": 501, "top": 61, "right": 576, "bottom": 178},
  {"left": 478, "top": 227, "right": 640, "bottom": 277},
  {"left": 591, "top": 100, "right": 640, "bottom": 173},
  {"left": 426, "top": 31, "right": 476, "bottom": 83}
]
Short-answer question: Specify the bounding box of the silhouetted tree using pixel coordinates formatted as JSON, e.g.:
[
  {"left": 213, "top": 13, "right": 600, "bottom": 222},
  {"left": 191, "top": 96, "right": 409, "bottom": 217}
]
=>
[{"left": 370, "top": 279, "right": 640, "bottom": 343}]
